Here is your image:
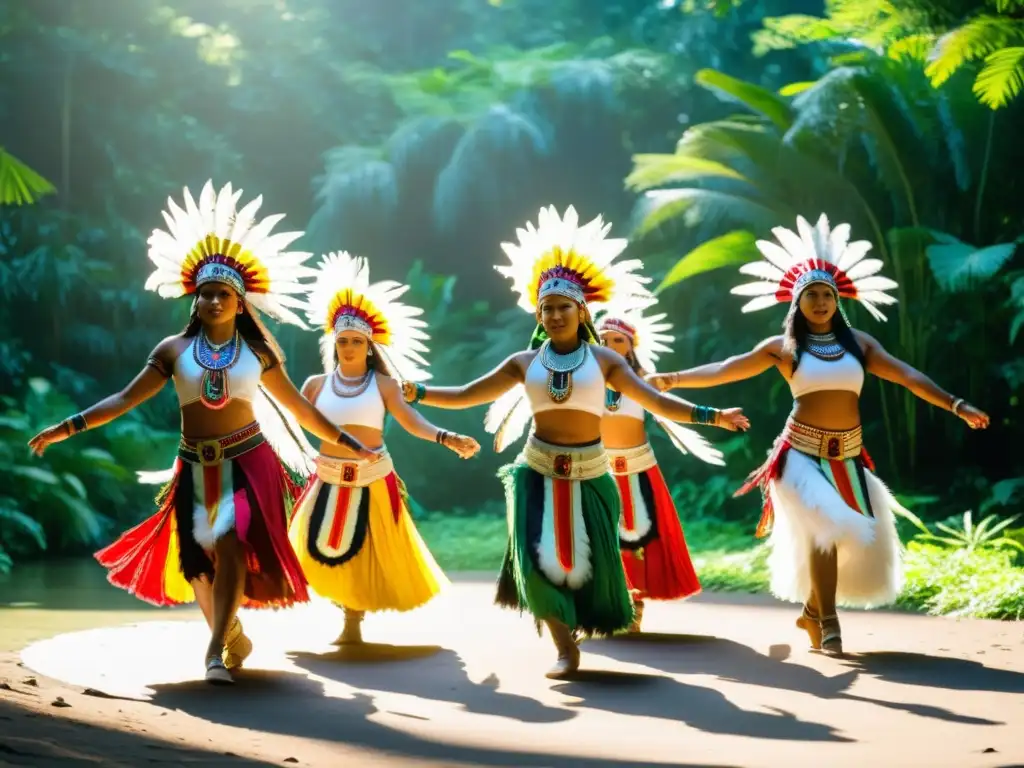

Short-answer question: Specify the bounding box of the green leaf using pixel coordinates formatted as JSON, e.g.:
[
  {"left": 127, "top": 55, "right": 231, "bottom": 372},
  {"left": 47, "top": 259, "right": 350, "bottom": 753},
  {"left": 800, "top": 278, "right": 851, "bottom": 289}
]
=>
[
  {"left": 0, "top": 148, "right": 57, "bottom": 206},
  {"left": 655, "top": 230, "right": 758, "bottom": 294},
  {"left": 61, "top": 472, "right": 88, "bottom": 500},
  {"left": 0, "top": 505, "right": 46, "bottom": 550},
  {"left": 926, "top": 235, "right": 1019, "bottom": 292},
  {"left": 974, "top": 46, "right": 1024, "bottom": 109},
  {"left": 778, "top": 81, "right": 815, "bottom": 97},
  {"left": 625, "top": 154, "right": 748, "bottom": 192},
  {"left": 4, "top": 465, "right": 60, "bottom": 486},
  {"left": 694, "top": 69, "right": 794, "bottom": 131}
]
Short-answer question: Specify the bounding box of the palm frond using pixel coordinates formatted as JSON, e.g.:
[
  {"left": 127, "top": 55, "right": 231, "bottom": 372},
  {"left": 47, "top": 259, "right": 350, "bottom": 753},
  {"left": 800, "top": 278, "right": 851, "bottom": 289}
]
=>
[
  {"left": 974, "top": 45, "right": 1024, "bottom": 107},
  {"left": 694, "top": 69, "right": 795, "bottom": 131},
  {"left": 625, "top": 154, "right": 749, "bottom": 192},
  {"left": 0, "top": 149, "right": 56, "bottom": 206},
  {"left": 631, "top": 188, "right": 784, "bottom": 240}
]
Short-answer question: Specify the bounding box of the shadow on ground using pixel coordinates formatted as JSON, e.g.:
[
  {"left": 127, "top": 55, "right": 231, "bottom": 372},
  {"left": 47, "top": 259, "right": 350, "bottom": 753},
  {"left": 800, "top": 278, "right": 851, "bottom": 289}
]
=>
[{"left": 587, "top": 633, "right": 1007, "bottom": 726}]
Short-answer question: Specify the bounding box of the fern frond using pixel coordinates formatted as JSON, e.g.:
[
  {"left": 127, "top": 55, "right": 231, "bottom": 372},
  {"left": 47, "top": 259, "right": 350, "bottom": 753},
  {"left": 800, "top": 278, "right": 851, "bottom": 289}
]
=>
[
  {"left": 974, "top": 45, "right": 1024, "bottom": 107},
  {"left": 926, "top": 17, "right": 1024, "bottom": 87}
]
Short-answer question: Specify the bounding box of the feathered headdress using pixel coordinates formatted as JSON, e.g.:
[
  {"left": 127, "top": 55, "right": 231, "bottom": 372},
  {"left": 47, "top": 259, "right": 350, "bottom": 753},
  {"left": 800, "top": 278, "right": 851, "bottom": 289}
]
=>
[
  {"left": 593, "top": 299, "right": 725, "bottom": 467},
  {"left": 731, "top": 214, "right": 899, "bottom": 322},
  {"left": 145, "top": 180, "right": 314, "bottom": 327},
  {"left": 496, "top": 205, "right": 651, "bottom": 313},
  {"left": 304, "top": 251, "right": 431, "bottom": 381},
  {"left": 485, "top": 205, "right": 653, "bottom": 453}
]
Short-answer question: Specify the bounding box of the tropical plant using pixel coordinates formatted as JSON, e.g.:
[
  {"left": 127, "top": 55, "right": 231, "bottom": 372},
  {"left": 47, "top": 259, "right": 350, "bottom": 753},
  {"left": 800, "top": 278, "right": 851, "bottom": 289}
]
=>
[
  {"left": 0, "top": 149, "right": 56, "bottom": 207},
  {"left": 909, "top": 510, "right": 1024, "bottom": 553},
  {"left": 751, "top": 0, "right": 1024, "bottom": 109}
]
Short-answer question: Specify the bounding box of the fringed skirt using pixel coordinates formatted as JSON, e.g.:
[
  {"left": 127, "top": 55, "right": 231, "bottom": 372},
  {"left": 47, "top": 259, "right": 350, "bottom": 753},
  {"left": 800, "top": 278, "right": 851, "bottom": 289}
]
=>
[
  {"left": 495, "top": 436, "right": 634, "bottom": 636},
  {"left": 737, "top": 418, "right": 902, "bottom": 608},
  {"left": 609, "top": 443, "right": 701, "bottom": 602},
  {"left": 94, "top": 423, "right": 310, "bottom": 609},
  {"left": 288, "top": 452, "right": 448, "bottom": 613}
]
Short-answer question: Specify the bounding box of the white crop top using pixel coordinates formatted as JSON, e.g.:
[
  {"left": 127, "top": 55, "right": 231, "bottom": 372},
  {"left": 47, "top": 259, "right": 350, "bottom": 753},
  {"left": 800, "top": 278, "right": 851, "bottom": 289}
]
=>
[
  {"left": 789, "top": 351, "right": 864, "bottom": 398},
  {"left": 173, "top": 338, "right": 263, "bottom": 406},
  {"left": 604, "top": 390, "right": 645, "bottom": 421},
  {"left": 313, "top": 373, "right": 386, "bottom": 430},
  {"left": 524, "top": 344, "right": 606, "bottom": 417}
]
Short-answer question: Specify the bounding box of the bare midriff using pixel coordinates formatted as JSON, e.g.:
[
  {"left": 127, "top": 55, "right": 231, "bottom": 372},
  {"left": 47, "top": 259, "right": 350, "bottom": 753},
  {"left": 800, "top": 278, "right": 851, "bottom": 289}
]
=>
[
  {"left": 180, "top": 400, "right": 260, "bottom": 440},
  {"left": 319, "top": 425, "right": 385, "bottom": 458},
  {"left": 790, "top": 389, "right": 862, "bottom": 432},
  {"left": 533, "top": 410, "right": 603, "bottom": 447},
  {"left": 600, "top": 414, "right": 647, "bottom": 450}
]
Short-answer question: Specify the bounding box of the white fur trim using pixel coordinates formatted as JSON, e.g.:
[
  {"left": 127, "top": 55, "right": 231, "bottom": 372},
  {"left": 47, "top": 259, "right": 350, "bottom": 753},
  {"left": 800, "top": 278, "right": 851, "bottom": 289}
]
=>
[
  {"left": 314, "top": 483, "right": 365, "bottom": 560},
  {"left": 535, "top": 477, "right": 593, "bottom": 590},
  {"left": 617, "top": 473, "right": 653, "bottom": 543},
  {"left": 766, "top": 450, "right": 903, "bottom": 608},
  {"left": 190, "top": 463, "right": 238, "bottom": 550}
]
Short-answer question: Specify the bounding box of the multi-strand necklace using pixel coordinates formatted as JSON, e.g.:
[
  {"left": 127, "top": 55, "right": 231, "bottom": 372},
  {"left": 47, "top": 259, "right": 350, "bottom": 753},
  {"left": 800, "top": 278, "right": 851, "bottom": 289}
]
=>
[
  {"left": 331, "top": 368, "right": 373, "bottom": 398},
  {"left": 194, "top": 330, "right": 241, "bottom": 409},
  {"left": 806, "top": 332, "right": 845, "bottom": 361},
  {"left": 539, "top": 339, "right": 587, "bottom": 403}
]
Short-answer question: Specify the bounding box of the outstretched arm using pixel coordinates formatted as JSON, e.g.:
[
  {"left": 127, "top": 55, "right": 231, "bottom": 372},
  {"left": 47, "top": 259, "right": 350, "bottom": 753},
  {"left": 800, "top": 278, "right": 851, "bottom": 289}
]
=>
[
  {"left": 647, "top": 336, "right": 783, "bottom": 391},
  {"left": 401, "top": 352, "right": 529, "bottom": 410},
  {"left": 378, "top": 376, "right": 480, "bottom": 459},
  {"left": 598, "top": 348, "right": 750, "bottom": 432},
  {"left": 857, "top": 331, "right": 989, "bottom": 429},
  {"left": 29, "top": 338, "right": 176, "bottom": 456},
  {"left": 261, "top": 366, "right": 380, "bottom": 459}
]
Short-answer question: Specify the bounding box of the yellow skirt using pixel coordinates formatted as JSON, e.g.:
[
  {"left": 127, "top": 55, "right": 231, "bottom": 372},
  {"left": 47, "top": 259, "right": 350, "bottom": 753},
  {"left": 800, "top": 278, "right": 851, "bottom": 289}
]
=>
[{"left": 288, "top": 453, "right": 448, "bottom": 612}]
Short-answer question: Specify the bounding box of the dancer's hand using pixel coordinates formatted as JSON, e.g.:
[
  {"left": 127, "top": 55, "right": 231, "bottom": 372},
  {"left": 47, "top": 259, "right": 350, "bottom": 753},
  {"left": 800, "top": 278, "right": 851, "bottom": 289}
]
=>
[
  {"left": 716, "top": 408, "right": 750, "bottom": 432},
  {"left": 445, "top": 433, "right": 480, "bottom": 459},
  {"left": 646, "top": 373, "right": 674, "bottom": 392},
  {"left": 958, "top": 403, "right": 989, "bottom": 430},
  {"left": 28, "top": 422, "right": 70, "bottom": 457}
]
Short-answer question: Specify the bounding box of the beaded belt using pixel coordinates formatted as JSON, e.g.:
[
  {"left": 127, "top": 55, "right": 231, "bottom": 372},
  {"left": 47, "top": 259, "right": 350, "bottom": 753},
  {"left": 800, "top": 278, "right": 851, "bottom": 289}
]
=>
[
  {"left": 607, "top": 443, "right": 658, "bottom": 476},
  {"left": 316, "top": 451, "right": 394, "bottom": 487},
  {"left": 178, "top": 422, "right": 264, "bottom": 466},
  {"left": 522, "top": 436, "right": 609, "bottom": 480},
  {"left": 783, "top": 418, "right": 863, "bottom": 461}
]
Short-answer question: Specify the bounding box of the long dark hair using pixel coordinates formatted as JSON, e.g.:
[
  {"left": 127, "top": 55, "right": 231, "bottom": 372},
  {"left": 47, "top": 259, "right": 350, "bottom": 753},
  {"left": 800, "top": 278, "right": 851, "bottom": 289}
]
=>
[
  {"left": 783, "top": 289, "right": 865, "bottom": 373},
  {"left": 183, "top": 298, "right": 285, "bottom": 366}
]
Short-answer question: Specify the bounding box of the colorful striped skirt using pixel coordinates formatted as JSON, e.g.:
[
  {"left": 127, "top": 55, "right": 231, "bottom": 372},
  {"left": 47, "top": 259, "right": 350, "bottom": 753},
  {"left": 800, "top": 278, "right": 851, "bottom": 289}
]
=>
[
  {"left": 608, "top": 443, "right": 700, "bottom": 602},
  {"left": 736, "top": 418, "right": 902, "bottom": 608},
  {"left": 288, "top": 451, "right": 448, "bottom": 613},
  {"left": 94, "top": 423, "right": 309, "bottom": 609},
  {"left": 495, "top": 436, "right": 634, "bottom": 636}
]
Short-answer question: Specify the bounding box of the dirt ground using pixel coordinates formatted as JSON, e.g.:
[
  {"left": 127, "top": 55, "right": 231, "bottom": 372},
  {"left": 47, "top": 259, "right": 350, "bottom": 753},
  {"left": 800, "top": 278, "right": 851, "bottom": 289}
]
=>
[{"left": 2, "top": 580, "right": 1022, "bottom": 767}]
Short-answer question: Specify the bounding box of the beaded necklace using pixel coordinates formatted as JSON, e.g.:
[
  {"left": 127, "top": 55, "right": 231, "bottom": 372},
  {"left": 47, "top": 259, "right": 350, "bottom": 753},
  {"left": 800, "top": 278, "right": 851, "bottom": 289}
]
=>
[
  {"left": 539, "top": 339, "right": 587, "bottom": 404},
  {"left": 194, "top": 329, "right": 242, "bottom": 409}
]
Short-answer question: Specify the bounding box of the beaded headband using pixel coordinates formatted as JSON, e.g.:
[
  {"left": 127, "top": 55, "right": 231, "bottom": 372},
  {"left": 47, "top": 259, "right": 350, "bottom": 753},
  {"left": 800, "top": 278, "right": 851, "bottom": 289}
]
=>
[{"left": 195, "top": 262, "right": 246, "bottom": 296}]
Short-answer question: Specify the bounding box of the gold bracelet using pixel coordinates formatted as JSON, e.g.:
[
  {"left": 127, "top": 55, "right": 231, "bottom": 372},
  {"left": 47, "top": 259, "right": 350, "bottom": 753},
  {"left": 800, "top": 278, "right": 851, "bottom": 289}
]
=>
[{"left": 951, "top": 397, "right": 965, "bottom": 415}]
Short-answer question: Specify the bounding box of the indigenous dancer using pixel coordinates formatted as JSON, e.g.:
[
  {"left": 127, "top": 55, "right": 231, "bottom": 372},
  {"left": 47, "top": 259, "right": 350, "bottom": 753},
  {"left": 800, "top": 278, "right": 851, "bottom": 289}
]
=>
[
  {"left": 649, "top": 214, "right": 989, "bottom": 655},
  {"left": 406, "top": 205, "right": 749, "bottom": 678},
  {"left": 289, "top": 252, "right": 480, "bottom": 644},
  {"left": 27, "top": 181, "right": 379, "bottom": 684},
  {"left": 594, "top": 299, "right": 726, "bottom": 632}
]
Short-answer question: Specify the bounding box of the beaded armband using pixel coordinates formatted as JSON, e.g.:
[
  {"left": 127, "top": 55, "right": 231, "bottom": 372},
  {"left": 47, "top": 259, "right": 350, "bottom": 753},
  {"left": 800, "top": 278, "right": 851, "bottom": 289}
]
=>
[
  {"left": 63, "top": 413, "right": 88, "bottom": 437},
  {"left": 404, "top": 382, "right": 426, "bottom": 404},
  {"left": 691, "top": 405, "right": 719, "bottom": 426},
  {"left": 146, "top": 355, "right": 171, "bottom": 378}
]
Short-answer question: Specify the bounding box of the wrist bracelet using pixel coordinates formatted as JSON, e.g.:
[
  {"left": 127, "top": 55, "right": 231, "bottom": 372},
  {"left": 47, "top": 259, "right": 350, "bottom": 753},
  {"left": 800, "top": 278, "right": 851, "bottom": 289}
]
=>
[
  {"left": 64, "top": 413, "right": 88, "bottom": 436},
  {"left": 337, "top": 430, "right": 363, "bottom": 453},
  {"left": 413, "top": 383, "right": 426, "bottom": 404},
  {"left": 435, "top": 429, "right": 449, "bottom": 446},
  {"left": 951, "top": 397, "right": 965, "bottom": 416},
  {"left": 691, "top": 405, "right": 719, "bottom": 426}
]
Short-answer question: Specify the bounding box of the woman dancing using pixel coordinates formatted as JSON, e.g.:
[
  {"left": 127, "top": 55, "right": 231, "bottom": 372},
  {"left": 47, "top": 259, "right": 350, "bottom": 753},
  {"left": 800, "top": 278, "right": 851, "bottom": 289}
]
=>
[
  {"left": 28, "top": 181, "right": 379, "bottom": 684},
  {"left": 649, "top": 214, "right": 989, "bottom": 654},
  {"left": 289, "top": 251, "right": 480, "bottom": 644},
  {"left": 595, "top": 300, "right": 726, "bottom": 632},
  {"left": 405, "top": 205, "right": 749, "bottom": 677}
]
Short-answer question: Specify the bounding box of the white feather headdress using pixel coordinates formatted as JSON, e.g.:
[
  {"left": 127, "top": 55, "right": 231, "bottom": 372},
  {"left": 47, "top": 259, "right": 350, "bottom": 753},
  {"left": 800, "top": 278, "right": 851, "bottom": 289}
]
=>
[
  {"left": 731, "top": 213, "right": 899, "bottom": 322},
  {"left": 145, "top": 180, "right": 314, "bottom": 327},
  {"left": 304, "top": 251, "right": 431, "bottom": 382}
]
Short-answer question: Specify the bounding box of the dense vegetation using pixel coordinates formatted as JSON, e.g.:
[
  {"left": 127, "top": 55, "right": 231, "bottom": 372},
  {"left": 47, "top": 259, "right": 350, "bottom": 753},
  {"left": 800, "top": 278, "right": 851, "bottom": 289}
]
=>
[{"left": 1, "top": 0, "right": 1021, "bottom": 617}]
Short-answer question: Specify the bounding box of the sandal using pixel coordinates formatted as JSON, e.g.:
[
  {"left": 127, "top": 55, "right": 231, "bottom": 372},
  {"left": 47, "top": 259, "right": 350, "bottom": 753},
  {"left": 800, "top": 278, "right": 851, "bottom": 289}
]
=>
[
  {"left": 796, "top": 604, "right": 822, "bottom": 650},
  {"left": 205, "top": 655, "right": 234, "bottom": 685},
  {"left": 819, "top": 614, "right": 843, "bottom": 656},
  {"left": 223, "top": 617, "right": 253, "bottom": 670}
]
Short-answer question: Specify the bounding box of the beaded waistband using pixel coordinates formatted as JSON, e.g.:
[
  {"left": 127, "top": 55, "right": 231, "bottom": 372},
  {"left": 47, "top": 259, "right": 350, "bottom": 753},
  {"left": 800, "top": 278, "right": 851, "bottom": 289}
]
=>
[
  {"left": 522, "top": 436, "right": 609, "bottom": 480},
  {"left": 783, "top": 417, "right": 863, "bottom": 461},
  {"left": 178, "top": 422, "right": 264, "bottom": 466},
  {"left": 607, "top": 443, "right": 658, "bottom": 476},
  {"left": 315, "top": 451, "right": 394, "bottom": 487}
]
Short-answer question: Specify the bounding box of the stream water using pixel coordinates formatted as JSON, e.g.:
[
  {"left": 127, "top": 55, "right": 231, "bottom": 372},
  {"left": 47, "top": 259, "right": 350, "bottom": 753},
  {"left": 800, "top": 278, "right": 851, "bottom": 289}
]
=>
[{"left": 0, "top": 558, "right": 199, "bottom": 653}]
